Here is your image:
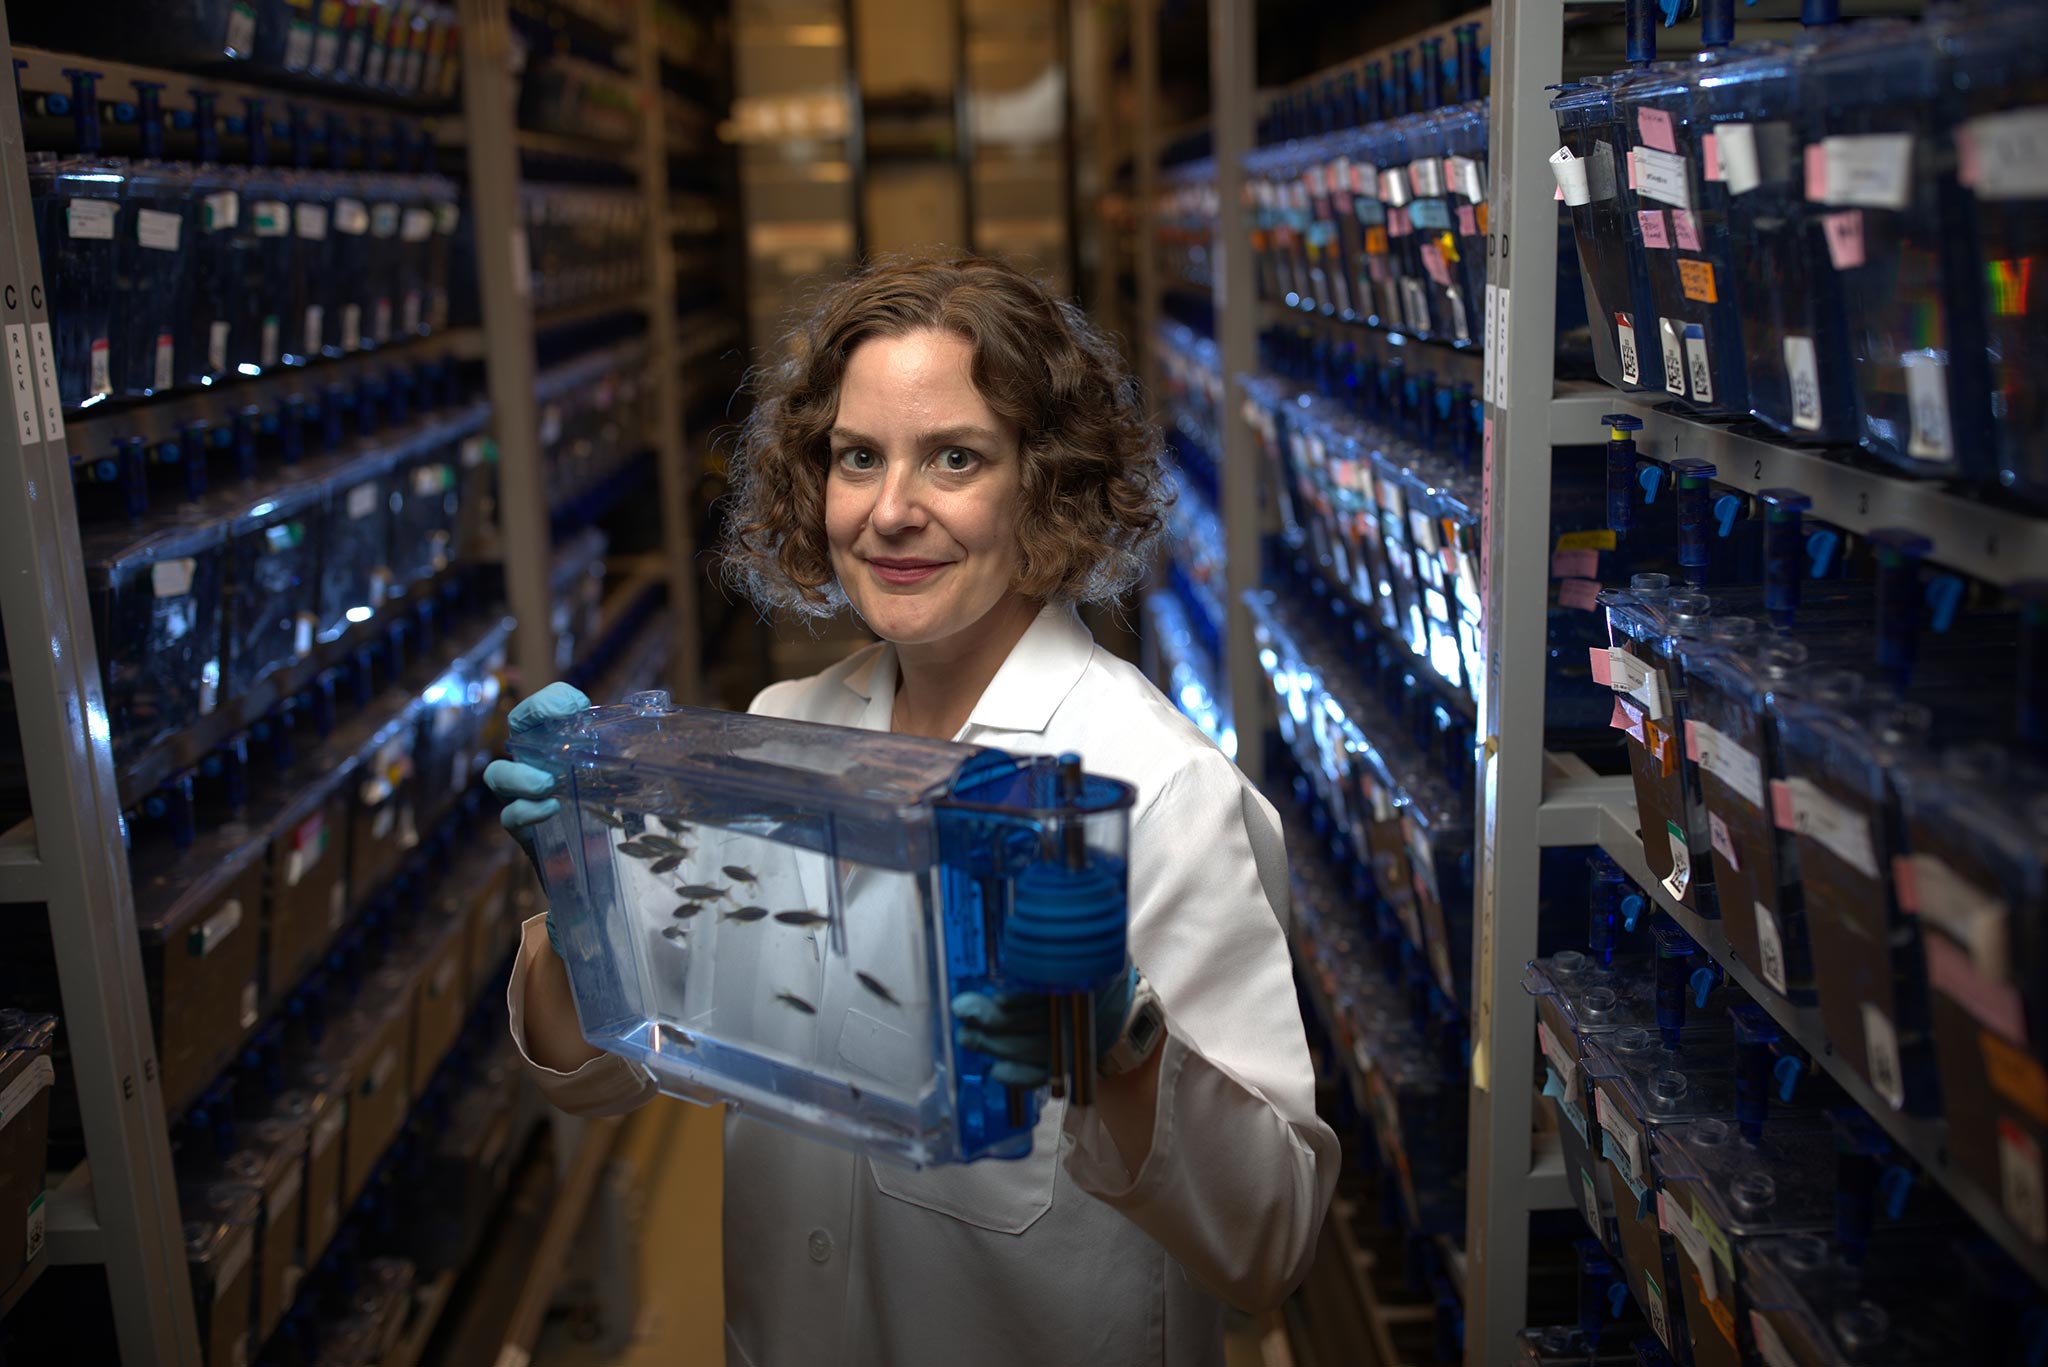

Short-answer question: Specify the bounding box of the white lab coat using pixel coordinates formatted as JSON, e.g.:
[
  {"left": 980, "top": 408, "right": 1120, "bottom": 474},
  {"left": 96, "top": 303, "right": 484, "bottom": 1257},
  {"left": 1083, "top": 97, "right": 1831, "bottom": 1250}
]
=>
[{"left": 506, "top": 603, "right": 1339, "bottom": 1366}]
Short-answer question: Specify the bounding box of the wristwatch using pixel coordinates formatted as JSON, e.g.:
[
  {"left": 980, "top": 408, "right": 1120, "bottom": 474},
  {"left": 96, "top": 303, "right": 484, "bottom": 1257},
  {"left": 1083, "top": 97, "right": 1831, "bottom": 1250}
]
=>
[{"left": 1100, "top": 972, "right": 1166, "bottom": 1077}]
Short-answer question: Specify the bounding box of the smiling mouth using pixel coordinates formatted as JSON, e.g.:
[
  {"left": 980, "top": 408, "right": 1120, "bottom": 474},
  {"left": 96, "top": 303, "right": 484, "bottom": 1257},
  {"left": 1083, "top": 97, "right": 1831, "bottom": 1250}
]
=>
[{"left": 866, "top": 558, "right": 950, "bottom": 585}]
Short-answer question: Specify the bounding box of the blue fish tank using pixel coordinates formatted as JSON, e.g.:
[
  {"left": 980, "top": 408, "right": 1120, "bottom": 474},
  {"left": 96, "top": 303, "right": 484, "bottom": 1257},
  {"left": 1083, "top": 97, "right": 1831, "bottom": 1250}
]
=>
[{"left": 507, "top": 689, "right": 1135, "bottom": 1167}]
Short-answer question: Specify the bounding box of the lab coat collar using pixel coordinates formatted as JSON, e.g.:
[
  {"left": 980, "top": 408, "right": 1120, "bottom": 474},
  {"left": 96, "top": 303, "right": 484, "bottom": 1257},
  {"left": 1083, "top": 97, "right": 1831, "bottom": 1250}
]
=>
[{"left": 837, "top": 603, "right": 1096, "bottom": 737}]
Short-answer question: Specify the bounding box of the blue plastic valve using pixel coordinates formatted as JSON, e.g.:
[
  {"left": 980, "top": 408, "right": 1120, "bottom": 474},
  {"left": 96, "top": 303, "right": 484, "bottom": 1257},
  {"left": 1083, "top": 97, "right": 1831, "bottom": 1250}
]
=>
[
  {"left": 1621, "top": 893, "right": 1646, "bottom": 932},
  {"left": 1773, "top": 1053, "right": 1804, "bottom": 1102},
  {"left": 1608, "top": 1283, "right": 1630, "bottom": 1319},
  {"left": 1927, "top": 573, "right": 1964, "bottom": 634},
  {"left": 1690, "top": 966, "right": 1718, "bottom": 1009},
  {"left": 1808, "top": 527, "right": 1840, "bottom": 578},
  {"left": 1713, "top": 493, "right": 1743, "bottom": 539},
  {"left": 1880, "top": 1164, "right": 1914, "bottom": 1220},
  {"left": 1638, "top": 463, "right": 1665, "bottom": 505}
]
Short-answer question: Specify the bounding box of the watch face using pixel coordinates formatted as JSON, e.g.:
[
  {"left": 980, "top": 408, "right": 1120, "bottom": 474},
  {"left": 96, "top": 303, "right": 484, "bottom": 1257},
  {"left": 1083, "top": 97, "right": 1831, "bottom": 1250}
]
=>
[{"left": 1129, "top": 1010, "right": 1162, "bottom": 1055}]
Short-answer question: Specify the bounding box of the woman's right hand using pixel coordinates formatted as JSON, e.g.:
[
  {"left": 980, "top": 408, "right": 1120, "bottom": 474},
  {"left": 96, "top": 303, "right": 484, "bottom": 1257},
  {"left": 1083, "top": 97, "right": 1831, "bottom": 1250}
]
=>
[{"left": 484, "top": 681, "right": 592, "bottom": 954}]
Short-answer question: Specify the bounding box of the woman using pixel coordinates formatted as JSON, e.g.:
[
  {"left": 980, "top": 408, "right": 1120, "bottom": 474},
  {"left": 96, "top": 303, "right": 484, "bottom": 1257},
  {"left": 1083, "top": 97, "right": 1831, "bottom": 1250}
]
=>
[{"left": 487, "top": 255, "right": 1338, "bottom": 1366}]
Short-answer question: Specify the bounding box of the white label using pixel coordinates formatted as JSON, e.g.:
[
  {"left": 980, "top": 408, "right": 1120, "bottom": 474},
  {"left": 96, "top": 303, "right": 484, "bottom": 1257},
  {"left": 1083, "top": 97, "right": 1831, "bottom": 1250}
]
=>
[
  {"left": 436, "top": 203, "right": 461, "bottom": 235},
  {"left": 1751, "top": 1311, "right": 1800, "bottom": 1367},
  {"left": 285, "top": 19, "right": 314, "bottom": 66},
  {"left": 1685, "top": 328, "right": 1715, "bottom": 405},
  {"left": 372, "top": 804, "right": 396, "bottom": 840},
  {"left": 1594, "top": 1087, "right": 1645, "bottom": 1178},
  {"left": 0, "top": 1055, "right": 54, "bottom": 1125},
  {"left": 342, "top": 304, "right": 361, "bottom": 352},
  {"left": 224, "top": 3, "right": 257, "bottom": 54},
  {"left": 1717, "top": 121, "right": 1762, "bottom": 196},
  {"left": 1409, "top": 158, "right": 1445, "bottom": 199},
  {"left": 1581, "top": 1170, "right": 1603, "bottom": 1237},
  {"left": 1862, "top": 1003, "right": 1906, "bottom": 1109},
  {"left": 1904, "top": 353, "right": 1954, "bottom": 463},
  {"left": 334, "top": 199, "right": 369, "bottom": 236},
  {"left": 328, "top": 880, "right": 346, "bottom": 930},
  {"left": 313, "top": 1103, "right": 345, "bottom": 1156},
  {"left": 401, "top": 207, "right": 435, "bottom": 242},
  {"left": 136, "top": 208, "right": 182, "bottom": 252},
  {"left": 29, "top": 323, "right": 65, "bottom": 446},
  {"left": 67, "top": 200, "right": 116, "bottom": 240},
  {"left": 24, "top": 1191, "right": 44, "bottom": 1263},
  {"left": 1755, "top": 903, "right": 1789, "bottom": 995},
  {"left": 1784, "top": 777, "right": 1879, "bottom": 879},
  {"left": 151, "top": 558, "right": 197, "bottom": 598},
  {"left": 1550, "top": 147, "right": 1592, "bottom": 205},
  {"left": 193, "top": 897, "right": 245, "bottom": 955},
  {"left": 1664, "top": 821, "right": 1693, "bottom": 900},
  {"left": 1709, "top": 811, "right": 1740, "bottom": 871},
  {"left": 5, "top": 324, "right": 40, "bottom": 447},
  {"left": 253, "top": 201, "right": 291, "bottom": 237},
  {"left": 460, "top": 435, "right": 487, "bottom": 469},
  {"left": 89, "top": 340, "right": 110, "bottom": 399},
  {"left": 240, "top": 981, "right": 258, "bottom": 1029},
  {"left": 154, "top": 334, "right": 174, "bottom": 392},
  {"left": 1605, "top": 648, "right": 1668, "bottom": 719},
  {"left": 267, "top": 1164, "right": 303, "bottom": 1225},
  {"left": 1642, "top": 1269, "right": 1673, "bottom": 1349},
  {"left": 312, "top": 28, "right": 340, "bottom": 71},
  {"left": 1659, "top": 1189, "right": 1719, "bottom": 1302},
  {"left": 1483, "top": 284, "right": 1499, "bottom": 405},
  {"left": 1659, "top": 318, "right": 1688, "bottom": 396},
  {"left": 1380, "top": 167, "right": 1412, "bottom": 207},
  {"left": 1634, "top": 147, "right": 1693, "bottom": 209},
  {"left": 1446, "top": 154, "right": 1485, "bottom": 203},
  {"left": 1495, "top": 288, "right": 1512, "bottom": 405},
  {"left": 1688, "top": 721, "right": 1763, "bottom": 807},
  {"left": 261, "top": 318, "right": 280, "bottom": 366},
  {"left": 209, "top": 321, "right": 231, "bottom": 374},
  {"left": 2000, "top": 1122, "right": 2047, "bottom": 1244},
  {"left": 510, "top": 229, "right": 532, "bottom": 297},
  {"left": 217, "top": 1228, "right": 254, "bottom": 1294},
  {"left": 1401, "top": 277, "right": 1432, "bottom": 334},
  {"left": 1821, "top": 134, "right": 1914, "bottom": 209},
  {"left": 1964, "top": 108, "right": 2048, "bottom": 200},
  {"left": 303, "top": 306, "right": 323, "bottom": 356},
  {"left": 1783, "top": 335, "right": 1823, "bottom": 431},
  {"left": 347, "top": 482, "right": 379, "bottom": 520},
  {"left": 203, "top": 190, "right": 240, "bottom": 232},
  {"left": 1910, "top": 854, "right": 2008, "bottom": 979},
  {"left": 1617, "top": 314, "right": 1641, "bottom": 387},
  {"left": 402, "top": 292, "right": 421, "bottom": 334},
  {"left": 1538, "top": 1018, "right": 1579, "bottom": 1103},
  {"left": 295, "top": 204, "right": 328, "bottom": 240}
]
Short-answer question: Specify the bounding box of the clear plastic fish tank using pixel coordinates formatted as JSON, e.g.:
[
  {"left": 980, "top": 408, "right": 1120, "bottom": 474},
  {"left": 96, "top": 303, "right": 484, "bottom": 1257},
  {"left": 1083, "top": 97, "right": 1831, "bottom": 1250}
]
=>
[{"left": 508, "top": 689, "right": 1136, "bottom": 1167}]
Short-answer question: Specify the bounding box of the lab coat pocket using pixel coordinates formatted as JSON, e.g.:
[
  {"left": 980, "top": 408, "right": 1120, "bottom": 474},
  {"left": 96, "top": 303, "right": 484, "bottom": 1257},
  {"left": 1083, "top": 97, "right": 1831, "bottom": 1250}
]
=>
[{"left": 865, "top": 1102, "right": 1062, "bottom": 1234}]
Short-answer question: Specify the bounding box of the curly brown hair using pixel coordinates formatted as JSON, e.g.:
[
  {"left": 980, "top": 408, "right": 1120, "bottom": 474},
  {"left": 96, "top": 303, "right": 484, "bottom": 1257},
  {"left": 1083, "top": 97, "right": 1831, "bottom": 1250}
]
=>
[{"left": 719, "top": 254, "right": 1170, "bottom": 616}]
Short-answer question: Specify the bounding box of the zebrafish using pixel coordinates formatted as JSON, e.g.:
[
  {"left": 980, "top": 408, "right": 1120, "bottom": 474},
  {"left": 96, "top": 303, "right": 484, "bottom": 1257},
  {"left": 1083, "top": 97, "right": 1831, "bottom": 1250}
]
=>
[
  {"left": 661, "top": 926, "right": 685, "bottom": 941},
  {"left": 723, "top": 865, "right": 759, "bottom": 884},
  {"left": 855, "top": 972, "right": 900, "bottom": 1006},
  {"left": 774, "top": 910, "right": 831, "bottom": 928},
  {"left": 672, "top": 902, "right": 707, "bottom": 919},
  {"left": 674, "top": 884, "right": 729, "bottom": 900},
  {"left": 651, "top": 855, "right": 685, "bottom": 874},
  {"left": 582, "top": 803, "right": 625, "bottom": 829},
  {"left": 721, "top": 905, "right": 769, "bottom": 923},
  {"left": 617, "top": 842, "right": 660, "bottom": 860},
  {"left": 775, "top": 991, "right": 817, "bottom": 1015},
  {"left": 657, "top": 814, "right": 691, "bottom": 834},
  {"left": 641, "top": 834, "right": 686, "bottom": 855}
]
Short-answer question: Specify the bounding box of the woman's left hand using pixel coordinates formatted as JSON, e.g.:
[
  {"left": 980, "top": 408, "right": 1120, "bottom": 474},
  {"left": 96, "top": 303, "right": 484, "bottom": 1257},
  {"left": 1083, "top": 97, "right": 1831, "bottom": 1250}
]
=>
[{"left": 950, "top": 966, "right": 1137, "bottom": 1089}]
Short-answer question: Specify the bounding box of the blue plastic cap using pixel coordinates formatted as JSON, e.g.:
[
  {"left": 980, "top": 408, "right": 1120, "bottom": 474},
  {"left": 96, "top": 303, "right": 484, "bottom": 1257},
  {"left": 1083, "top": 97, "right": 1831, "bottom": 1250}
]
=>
[
  {"left": 1880, "top": 1165, "right": 1914, "bottom": 1220},
  {"left": 1808, "top": 528, "right": 1840, "bottom": 578},
  {"left": 1639, "top": 464, "right": 1665, "bottom": 504},
  {"left": 1714, "top": 494, "right": 1743, "bottom": 538},
  {"left": 1691, "top": 966, "right": 1717, "bottom": 1009},
  {"left": 1927, "top": 574, "right": 1964, "bottom": 633},
  {"left": 1869, "top": 526, "right": 1934, "bottom": 563},
  {"left": 1669, "top": 456, "right": 1719, "bottom": 484},
  {"left": 1758, "top": 487, "right": 1811, "bottom": 516},
  {"left": 1774, "top": 1054, "right": 1804, "bottom": 1102},
  {"left": 1608, "top": 1283, "right": 1630, "bottom": 1319},
  {"left": 1601, "top": 413, "right": 1644, "bottom": 433},
  {"left": 1621, "top": 893, "right": 1646, "bottom": 931}
]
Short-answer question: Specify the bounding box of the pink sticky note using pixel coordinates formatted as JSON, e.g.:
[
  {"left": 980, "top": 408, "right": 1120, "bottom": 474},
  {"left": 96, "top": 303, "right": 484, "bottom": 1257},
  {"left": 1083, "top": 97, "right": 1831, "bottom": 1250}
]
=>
[
  {"left": 1804, "top": 142, "right": 1828, "bottom": 201},
  {"left": 1684, "top": 719, "right": 1701, "bottom": 762},
  {"left": 1628, "top": 150, "right": 1639, "bottom": 191},
  {"left": 1589, "top": 646, "right": 1615, "bottom": 688},
  {"left": 1926, "top": 933, "right": 2029, "bottom": 1045},
  {"left": 1423, "top": 243, "right": 1452, "bottom": 286},
  {"left": 1702, "top": 132, "right": 1723, "bottom": 182},
  {"left": 1457, "top": 203, "right": 1479, "bottom": 236},
  {"left": 1637, "top": 106, "right": 1678, "bottom": 154},
  {"left": 1559, "top": 578, "right": 1602, "bottom": 611},
  {"left": 1555, "top": 183, "right": 1566, "bottom": 201},
  {"left": 1957, "top": 126, "right": 1981, "bottom": 189},
  {"left": 1638, "top": 209, "right": 1671, "bottom": 249},
  {"left": 1611, "top": 696, "right": 1647, "bottom": 743},
  {"left": 1770, "top": 778, "right": 1796, "bottom": 831},
  {"left": 1892, "top": 854, "right": 1921, "bottom": 912},
  {"left": 1823, "top": 210, "right": 1865, "bottom": 270},
  {"left": 1671, "top": 208, "right": 1702, "bottom": 253},
  {"left": 1551, "top": 548, "right": 1599, "bottom": 579}
]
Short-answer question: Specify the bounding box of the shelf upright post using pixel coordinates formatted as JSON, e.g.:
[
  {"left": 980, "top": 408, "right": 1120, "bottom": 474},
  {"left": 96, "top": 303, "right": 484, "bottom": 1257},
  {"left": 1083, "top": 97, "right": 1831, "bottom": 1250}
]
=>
[
  {"left": 1464, "top": 0, "right": 1570, "bottom": 1358},
  {"left": 456, "top": 0, "right": 555, "bottom": 688},
  {"left": 635, "top": 0, "right": 703, "bottom": 706},
  {"left": 0, "top": 10, "right": 203, "bottom": 1361},
  {"left": 1130, "top": 0, "right": 1160, "bottom": 403},
  {"left": 1209, "top": 0, "right": 1261, "bottom": 781}
]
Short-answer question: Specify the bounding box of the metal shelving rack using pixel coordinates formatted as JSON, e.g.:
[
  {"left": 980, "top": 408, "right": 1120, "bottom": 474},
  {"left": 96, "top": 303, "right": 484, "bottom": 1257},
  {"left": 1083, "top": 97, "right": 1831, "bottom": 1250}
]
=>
[
  {"left": 1125, "top": 0, "right": 2048, "bottom": 1360},
  {"left": 0, "top": 0, "right": 720, "bottom": 1356}
]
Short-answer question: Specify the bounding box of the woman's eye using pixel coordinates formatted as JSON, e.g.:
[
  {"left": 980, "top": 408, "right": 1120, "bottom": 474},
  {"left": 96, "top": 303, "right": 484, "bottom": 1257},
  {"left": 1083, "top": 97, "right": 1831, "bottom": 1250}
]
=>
[
  {"left": 936, "top": 447, "right": 978, "bottom": 473},
  {"left": 838, "top": 449, "right": 877, "bottom": 471}
]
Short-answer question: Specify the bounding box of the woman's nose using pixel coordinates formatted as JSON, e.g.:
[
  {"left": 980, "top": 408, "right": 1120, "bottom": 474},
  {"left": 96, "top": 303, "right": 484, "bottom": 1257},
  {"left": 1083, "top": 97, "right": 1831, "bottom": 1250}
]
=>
[{"left": 867, "top": 462, "right": 926, "bottom": 535}]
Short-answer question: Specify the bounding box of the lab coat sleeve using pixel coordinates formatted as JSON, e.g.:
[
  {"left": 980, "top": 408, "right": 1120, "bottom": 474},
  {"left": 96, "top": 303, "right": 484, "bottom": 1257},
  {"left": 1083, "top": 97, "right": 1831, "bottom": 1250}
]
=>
[
  {"left": 1060, "top": 747, "right": 1339, "bottom": 1312},
  {"left": 505, "top": 912, "right": 661, "bottom": 1116}
]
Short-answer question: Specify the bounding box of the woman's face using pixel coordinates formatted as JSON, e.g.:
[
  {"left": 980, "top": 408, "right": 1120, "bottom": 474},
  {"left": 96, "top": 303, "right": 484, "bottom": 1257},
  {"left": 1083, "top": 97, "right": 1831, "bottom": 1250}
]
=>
[{"left": 825, "top": 328, "right": 1028, "bottom": 649}]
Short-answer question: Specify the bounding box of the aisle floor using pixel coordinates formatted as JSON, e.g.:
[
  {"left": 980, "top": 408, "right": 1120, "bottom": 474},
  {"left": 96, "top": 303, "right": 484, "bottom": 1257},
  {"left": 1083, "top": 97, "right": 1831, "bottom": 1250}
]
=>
[{"left": 527, "top": 1101, "right": 1282, "bottom": 1367}]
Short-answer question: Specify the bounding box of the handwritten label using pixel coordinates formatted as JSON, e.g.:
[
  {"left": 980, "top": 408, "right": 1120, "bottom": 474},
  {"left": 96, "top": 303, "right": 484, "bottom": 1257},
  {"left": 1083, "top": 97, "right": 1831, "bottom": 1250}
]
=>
[
  {"left": 1708, "top": 812, "right": 1740, "bottom": 872},
  {"left": 1633, "top": 146, "right": 1693, "bottom": 209},
  {"left": 1820, "top": 133, "right": 1914, "bottom": 209},
  {"left": 1679, "top": 259, "right": 1718, "bottom": 304},
  {"left": 1637, "top": 106, "right": 1678, "bottom": 154},
  {"left": 1638, "top": 209, "right": 1671, "bottom": 249},
  {"left": 1775, "top": 777, "right": 1879, "bottom": 878},
  {"left": 1671, "top": 209, "right": 1702, "bottom": 253},
  {"left": 1687, "top": 721, "right": 1764, "bottom": 806},
  {"left": 67, "top": 200, "right": 116, "bottom": 239},
  {"left": 1961, "top": 107, "right": 2048, "bottom": 200},
  {"left": 1660, "top": 1189, "right": 1718, "bottom": 1302},
  {"left": 1823, "top": 209, "right": 1865, "bottom": 270}
]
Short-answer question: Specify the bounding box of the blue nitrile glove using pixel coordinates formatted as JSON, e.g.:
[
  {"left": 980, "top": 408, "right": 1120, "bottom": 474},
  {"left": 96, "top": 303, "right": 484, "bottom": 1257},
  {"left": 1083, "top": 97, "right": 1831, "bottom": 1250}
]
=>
[
  {"left": 951, "top": 965, "right": 1139, "bottom": 1090},
  {"left": 482, "top": 682, "right": 591, "bottom": 955}
]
